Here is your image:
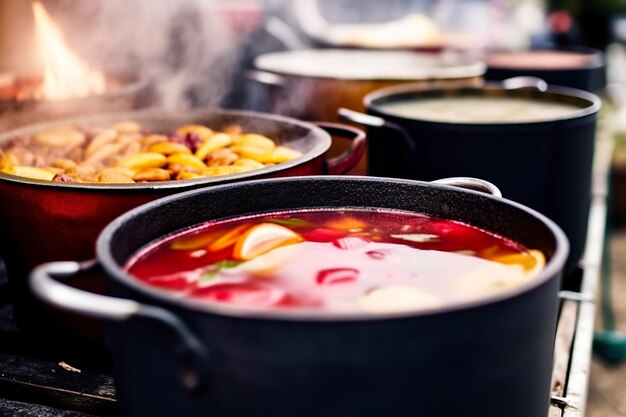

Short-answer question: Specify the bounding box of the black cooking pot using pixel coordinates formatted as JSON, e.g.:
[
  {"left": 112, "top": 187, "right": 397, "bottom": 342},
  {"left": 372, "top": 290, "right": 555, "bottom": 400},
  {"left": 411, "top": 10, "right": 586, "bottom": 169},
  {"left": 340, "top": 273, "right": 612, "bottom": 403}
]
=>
[
  {"left": 30, "top": 176, "right": 567, "bottom": 417},
  {"left": 340, "top": 79, "right": 600, "bottom": 272}
]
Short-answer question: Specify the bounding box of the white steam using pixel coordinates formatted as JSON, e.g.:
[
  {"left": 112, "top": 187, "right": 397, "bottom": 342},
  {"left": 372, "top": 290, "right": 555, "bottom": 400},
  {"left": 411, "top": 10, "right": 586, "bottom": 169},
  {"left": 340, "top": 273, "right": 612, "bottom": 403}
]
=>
[{"left": 43, "top": 0, "right": 245, "bottom": 109}]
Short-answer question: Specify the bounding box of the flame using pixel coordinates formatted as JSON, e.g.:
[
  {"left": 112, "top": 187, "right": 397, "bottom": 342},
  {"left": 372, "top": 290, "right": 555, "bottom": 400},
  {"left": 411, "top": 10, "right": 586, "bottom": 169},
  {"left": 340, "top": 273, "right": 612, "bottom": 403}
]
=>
[{"left": 32, "top": 1, "right": 106, "bottom": 100}]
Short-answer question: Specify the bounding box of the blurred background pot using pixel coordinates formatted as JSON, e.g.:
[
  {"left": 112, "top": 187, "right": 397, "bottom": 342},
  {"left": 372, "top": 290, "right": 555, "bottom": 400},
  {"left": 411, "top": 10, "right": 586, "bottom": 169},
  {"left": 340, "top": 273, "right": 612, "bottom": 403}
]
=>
[
  {"left": 250, "top": 48, "right": 484, "bottom": 174},
  {"left": 340, "top": 79, "right": 600, "bottom": 272}
]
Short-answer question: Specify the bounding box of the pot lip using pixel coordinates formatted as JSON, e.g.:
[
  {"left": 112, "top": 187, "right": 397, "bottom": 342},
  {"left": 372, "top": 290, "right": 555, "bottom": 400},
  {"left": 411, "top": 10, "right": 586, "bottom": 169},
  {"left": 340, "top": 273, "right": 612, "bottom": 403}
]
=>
[
  {"left": 485, "top": 45, "right": 605, "bottom": 71},
  {"left": 97, "top": 175, "right": 569, "bottom": 322},
  {"left": 0, "top": 108, "right": 331, "bottom": 190},
  {"left": 254, "top": 48, "right": 486, "bottom": 81},
  {"left": 364, "top": 82, "right": 602, "bottom": 127}
]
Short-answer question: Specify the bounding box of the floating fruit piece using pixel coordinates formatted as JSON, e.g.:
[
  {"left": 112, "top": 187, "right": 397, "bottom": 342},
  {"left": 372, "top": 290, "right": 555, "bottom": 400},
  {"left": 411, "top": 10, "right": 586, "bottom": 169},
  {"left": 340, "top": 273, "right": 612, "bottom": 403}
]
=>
[
  {"left": 133, "top": 168, "right": 171, "bottom": 182},
  {"left": 230, "top": 145, "right": 267, "bottom": 160},
  {"left": 97, "top": 168, "right": 136, "bottom": 183},
  {"left": 202, "top": 166, "right": 253, "bottom": 176},
  {"left": 234, "top": 244, "right": 301, "bottom": 278},
  {"left": 167, "top": 154, "right": 207, "bottom": 171},
  {"left": 316, "top": 268, "right": 359, "bottom": 285},
  {"left": 332, "top": 237, "right": 369, "bottom": 250},
  {"left": 117, "top": 152, "right": 167, "bottom": 171},
  {"left": 257, "top": 146, "right": 302, "bottom": 163},
  {"left": 192, "top": 283, "right": 287, "bottom": 307},
  {"left": 233, "top": 134, "right": 276, "bottom": 152},
  {"left": 176, "top": 125, "right": 214, "bottom": 141},
  {"left": 234, "top": 158, "right": 265, "bottom": 169},
  {"left": 195, "top": 133, "right": 232, "bottom": 160},
  {"left": 148, "top": 142, "right": 192, "bottom": 155},
  {"left": 5, "top": 165, "right": 56, "bottom": 181},
  {"left": 233, "top": 223, "right": 303, "bottom": 261},
  {"left": 453, "top": 261, "right": 529, "bottom": 300},
  {"left": 324, "top": 216, "right": 367, "bottom": 231},
  {"left": 491, "top": 249, "right": 546, "bottom": 276},
  {"left": 390, "top": 233, "right": 440, "bottom": 243},
  {"left": 171, "top": 230, "right": 227, "bottom": 251},
  {"left": 176, "top": 172, "right": 205, "bottom": 180},
  {"left": 359, "top": 286, "right": 442, "bottom": 313},
  {"left": 208, "top": 224, "right": 251, "bottom": 252}
]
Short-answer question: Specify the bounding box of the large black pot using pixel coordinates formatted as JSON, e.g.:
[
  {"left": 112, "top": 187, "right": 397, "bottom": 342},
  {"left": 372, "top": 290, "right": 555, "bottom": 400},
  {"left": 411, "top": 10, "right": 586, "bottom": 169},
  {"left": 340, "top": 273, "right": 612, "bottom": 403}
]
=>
[
  {"left": 340, "top": 80, "right": 600, "bottom": 272},
  {"left": 30, "top": 176, "right": 568, "bottom": 417}
]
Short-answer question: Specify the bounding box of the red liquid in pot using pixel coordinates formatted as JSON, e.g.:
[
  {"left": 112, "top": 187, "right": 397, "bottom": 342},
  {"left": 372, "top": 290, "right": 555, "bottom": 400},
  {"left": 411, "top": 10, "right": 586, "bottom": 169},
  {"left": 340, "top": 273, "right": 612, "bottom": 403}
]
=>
[{"left": 126, "top": 209, "right": 545, "bottom": 313}]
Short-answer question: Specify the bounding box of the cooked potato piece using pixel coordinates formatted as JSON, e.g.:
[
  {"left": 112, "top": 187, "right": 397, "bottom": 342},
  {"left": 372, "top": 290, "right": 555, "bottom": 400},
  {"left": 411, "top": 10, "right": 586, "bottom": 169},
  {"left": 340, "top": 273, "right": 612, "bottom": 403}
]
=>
[{"left": 1, "top": 121, "right": 299, "bottom": 183}]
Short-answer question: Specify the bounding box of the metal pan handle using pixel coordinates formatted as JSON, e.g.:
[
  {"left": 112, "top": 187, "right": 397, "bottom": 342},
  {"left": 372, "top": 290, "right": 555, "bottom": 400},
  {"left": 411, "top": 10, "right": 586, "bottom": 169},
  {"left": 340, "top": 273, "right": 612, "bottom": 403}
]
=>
[
  {"left": 338, "top": 107, "right": 418, "bottom": 165},
  {"left": 502, "top": 76, "right": 548, "bottom": 92},
  {"left": 431, "top": 177, "right": 503, "bottom": 198},
  {"left": 246, "top": 69, "right": 287, "bottom": 88},
  {"left": 313, "top": 122, "right": 366, "bottom": 175},
  {"left": 30, "top": 260, "right": 210, "bottom": 393}
]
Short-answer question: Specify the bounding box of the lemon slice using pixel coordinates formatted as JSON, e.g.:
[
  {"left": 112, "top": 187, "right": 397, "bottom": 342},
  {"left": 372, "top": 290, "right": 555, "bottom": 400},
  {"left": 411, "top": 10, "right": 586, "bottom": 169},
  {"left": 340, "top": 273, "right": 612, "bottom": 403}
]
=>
[{"left": 233, "top": 223, "right": 303, "bottom": 260}]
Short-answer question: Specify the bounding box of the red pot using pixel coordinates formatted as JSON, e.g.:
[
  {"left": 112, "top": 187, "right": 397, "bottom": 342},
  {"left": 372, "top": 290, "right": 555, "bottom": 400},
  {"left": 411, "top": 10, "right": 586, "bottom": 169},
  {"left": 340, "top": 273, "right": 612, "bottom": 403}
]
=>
[{"left": 0, "top": 108, "right": 364, "bottom": 346}]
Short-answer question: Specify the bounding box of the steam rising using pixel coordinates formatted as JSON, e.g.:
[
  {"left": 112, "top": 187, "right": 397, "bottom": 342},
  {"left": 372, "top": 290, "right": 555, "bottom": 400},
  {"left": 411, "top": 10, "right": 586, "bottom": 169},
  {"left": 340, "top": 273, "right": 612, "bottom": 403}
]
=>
[{"left": 57, "top": 0, "right": 243, "bottom": 109}]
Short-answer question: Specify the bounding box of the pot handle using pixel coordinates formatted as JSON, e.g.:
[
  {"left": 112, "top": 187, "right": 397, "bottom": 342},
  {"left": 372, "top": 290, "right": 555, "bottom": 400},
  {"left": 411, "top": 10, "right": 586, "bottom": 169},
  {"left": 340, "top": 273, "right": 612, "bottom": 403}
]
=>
[
  {"left": 313, "top": 121, "right": 366, "bottom": 175},
  {"left": 30, "top": 259, "right": 210, "bottom": 393},
  {"left": 246, "top": 69, "right": 287, "bottom": 88},
  {"left": 502, "top": 76, "right": 548, "bottom": 92},
  {"left": 338, "top": 107, "right": 418, "bottom": 156},
  {"left": 431, "top": 177, "right": 503, "bottom": 198}
]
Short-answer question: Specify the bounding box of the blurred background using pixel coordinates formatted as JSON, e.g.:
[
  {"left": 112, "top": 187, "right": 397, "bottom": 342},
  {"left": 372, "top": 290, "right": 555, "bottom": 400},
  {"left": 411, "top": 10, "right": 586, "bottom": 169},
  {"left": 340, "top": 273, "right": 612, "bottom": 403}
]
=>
[{"left": 0, "top": 0, "right": 625, "bottom": 415}]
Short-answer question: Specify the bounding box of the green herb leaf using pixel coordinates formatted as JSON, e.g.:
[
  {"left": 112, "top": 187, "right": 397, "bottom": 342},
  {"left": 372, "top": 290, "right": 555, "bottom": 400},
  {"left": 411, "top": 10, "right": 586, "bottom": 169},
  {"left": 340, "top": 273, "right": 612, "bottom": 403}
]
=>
[
  {"left": 199, "top": 259, "right": 243, "bottom": 282},
  {"left": 212, "top": 260, "right": 243, "bottom": 269},
  {"left": 390, "top": 233, "right": 441, "bottom": 243}
]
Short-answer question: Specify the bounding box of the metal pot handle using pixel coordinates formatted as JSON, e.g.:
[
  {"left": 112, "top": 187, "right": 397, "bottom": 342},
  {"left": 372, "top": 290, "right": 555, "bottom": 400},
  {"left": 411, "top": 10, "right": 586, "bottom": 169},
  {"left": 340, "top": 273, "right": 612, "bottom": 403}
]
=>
[
  {"left": 338, "top": 107, "right": 417, "bottom": 156},
  {"left": 313, "top": 121, "right": 366, "bottom": 175},
  {"left": 502, "top": 76, "right": 548, "bottom": 92},
  {"left": 30, "top": 260, "right": 210, "bottom": 393},
  {"left": 246, "top": 69, "right": 287, "bottom": 88},
  {"left": 431, "top": 177, "right": 503, "bottom": 198}
]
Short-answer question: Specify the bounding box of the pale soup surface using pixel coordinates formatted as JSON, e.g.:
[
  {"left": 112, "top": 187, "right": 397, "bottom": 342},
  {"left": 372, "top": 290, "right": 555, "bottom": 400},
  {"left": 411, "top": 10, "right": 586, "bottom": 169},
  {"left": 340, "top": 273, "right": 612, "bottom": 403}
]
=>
[{"left": 380, "top": 96, "right": 581, "bottom": 123}]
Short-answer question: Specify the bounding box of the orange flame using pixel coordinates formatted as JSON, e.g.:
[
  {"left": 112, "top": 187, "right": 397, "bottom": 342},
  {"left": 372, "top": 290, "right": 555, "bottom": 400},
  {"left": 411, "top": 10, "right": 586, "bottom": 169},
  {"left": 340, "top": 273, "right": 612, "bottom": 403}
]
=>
[{"left": 32, "top": 1, "right": 106, "bottom": 100}]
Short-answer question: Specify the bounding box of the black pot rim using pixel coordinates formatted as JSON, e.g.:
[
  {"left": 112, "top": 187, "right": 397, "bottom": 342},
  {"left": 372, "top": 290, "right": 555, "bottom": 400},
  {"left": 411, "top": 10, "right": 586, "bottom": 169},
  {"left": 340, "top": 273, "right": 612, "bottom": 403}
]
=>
[
  {"left": 96, "top": 175, "right": 569, "bottom": 322},
  {"left": 364, "top": 81, "right": 602, "bottom": 127},
  {"left": 0, "top": 108, "right": 331, "bottom": 191}
]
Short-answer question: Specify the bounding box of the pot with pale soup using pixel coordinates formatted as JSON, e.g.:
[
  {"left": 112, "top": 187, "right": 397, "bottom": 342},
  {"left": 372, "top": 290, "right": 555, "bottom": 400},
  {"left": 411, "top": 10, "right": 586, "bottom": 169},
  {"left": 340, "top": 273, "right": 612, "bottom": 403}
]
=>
[
  {"left": 31, "top": 176, "right": 568, "bottom": 417},
  {"left": 340, "top": 82, "right": 600, "bottom": 272}
]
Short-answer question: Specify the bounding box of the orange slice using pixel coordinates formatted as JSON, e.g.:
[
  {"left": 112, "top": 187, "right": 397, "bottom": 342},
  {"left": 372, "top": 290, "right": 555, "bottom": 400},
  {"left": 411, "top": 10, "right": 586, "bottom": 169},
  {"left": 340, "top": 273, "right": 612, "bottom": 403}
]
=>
[
  {"left": 492, "top": 249, "right": 546, "bottom": 276},
  {"left": 170, "top": 230, "right": 225, "bottom": 251},
  {"left": 323, "top": 216, "right": 367, "bottom": 231},
  {"left": 233, "top": 223, "right": 303, "bottom": 260},
  {"left": 208, "top": 224, "right": 251, "bottom": 252}
]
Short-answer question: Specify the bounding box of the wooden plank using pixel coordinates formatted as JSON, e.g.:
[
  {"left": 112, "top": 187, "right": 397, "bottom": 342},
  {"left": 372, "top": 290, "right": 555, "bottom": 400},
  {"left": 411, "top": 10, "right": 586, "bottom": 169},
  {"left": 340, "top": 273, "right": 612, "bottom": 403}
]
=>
[
  {"left": 0, "top": 352, "right": 117, "bottom": 416},
  {"left": 551, "top": 299, "right": 579, "bottom": 396}
]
